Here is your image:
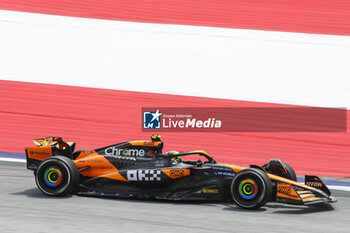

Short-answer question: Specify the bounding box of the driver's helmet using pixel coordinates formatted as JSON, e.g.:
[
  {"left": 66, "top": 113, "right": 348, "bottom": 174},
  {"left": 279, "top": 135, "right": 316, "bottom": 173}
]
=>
[{"left": 167, "top": 151, "right": 182, "bottom": 162}]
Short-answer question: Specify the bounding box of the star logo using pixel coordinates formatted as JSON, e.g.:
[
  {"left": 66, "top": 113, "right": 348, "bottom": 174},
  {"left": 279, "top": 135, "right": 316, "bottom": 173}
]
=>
[
  {"left": 143, "top": 109, "right": 162, "bottom": 129},
  {"left": 150, "top": 109, "right": 161, "bottom": 122}
]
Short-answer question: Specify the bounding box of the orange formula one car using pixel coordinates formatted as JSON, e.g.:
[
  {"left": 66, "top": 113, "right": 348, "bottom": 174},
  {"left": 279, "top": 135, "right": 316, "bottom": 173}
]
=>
[{"left": 25, "top": 136, "right": 336, "bottom": 209}]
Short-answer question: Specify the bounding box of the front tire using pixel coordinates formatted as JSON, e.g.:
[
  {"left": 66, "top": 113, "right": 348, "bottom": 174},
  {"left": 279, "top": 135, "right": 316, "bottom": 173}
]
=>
[
  {"left": 231, "top": 168, "right": 272, "bottom": 209},
  {"left": 35, "top": 156, "right": 79, "bottom": 196},
  {"left": 262, "top": 161, "right": 297, "bottom": 181}
]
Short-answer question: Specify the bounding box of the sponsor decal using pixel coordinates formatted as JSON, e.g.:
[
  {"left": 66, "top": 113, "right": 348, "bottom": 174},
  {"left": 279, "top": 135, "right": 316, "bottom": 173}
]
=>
[
  {"left": 144, "top": 141, "right": 155, "bottom": 146},
  {"left": 169, "top": 169, "right": 184, "bottom": 178},
  {"left": 105, "top": 147, "right": 145, "bottom": 157},
  {"left": 143, "top": 109, "right": 161, "bottom": 129},
  {"left": 277, "top": 184, "right": 292, "bottom": 194},
  {"left": 306, "top": 181, "right": 322, "bottom": 187},
  {"left": 142, "top": 107, "right": 346, "bottom": 132},
  {"left": 92, "top": 159, "right": 103, "bottom": 163},
  {"left": 163, "top": 118, "right": 222, "bottom": 128},
  {"left": 127, "top": 170, "right": 161, "bottom": 181},
  {"left": 212, "top": 166, "right": 233, "bottom": 171},
  {"left": 202, "top": 189, "right": 219, "bottom": 194},
  {"left": 154, "top": 161, "right": 165, "bottom": 167},
  {"left": 142, "top": 108, "right": 222, "bottom": 131},
  {"left": 161, "top": 169, "right": 190, "bottom": 178},
  {"left": 30, "top": 151, "right": 50, "bottom": 155},
  {"left": 211, "top": 167, "right": 235, "bottom": 177}
]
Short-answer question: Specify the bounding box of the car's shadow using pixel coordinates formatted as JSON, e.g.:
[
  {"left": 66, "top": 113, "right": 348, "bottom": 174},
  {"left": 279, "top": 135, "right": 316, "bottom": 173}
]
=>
[
  {"left": 221, "top": 202, "right": 335, "bottom": 214},
  {"left": 221, "top": 203, "right": 267, "bottom": 212},
  {"left": 12, "top": 188, "right": 335, "bottom": 214},
  {"left": 11, "top": 188, "right": 73, "bottom": 199},
  {"left": 79, "top": 193, "right": 224, "bottom": 206},
  {"left": 267, "top": 203, "right": 335, "bottom": 214}
]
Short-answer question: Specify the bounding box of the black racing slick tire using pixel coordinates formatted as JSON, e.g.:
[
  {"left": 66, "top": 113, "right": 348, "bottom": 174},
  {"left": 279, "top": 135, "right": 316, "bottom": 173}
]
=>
[
  {"left": 231, "top": 168, "right": 272, "bottom": 209},
  {"left": 35, "top": 156, "right": 79, "bottom": 196},
  {"left": 262, "top": 161, "right": 297, "bottom": 182}
]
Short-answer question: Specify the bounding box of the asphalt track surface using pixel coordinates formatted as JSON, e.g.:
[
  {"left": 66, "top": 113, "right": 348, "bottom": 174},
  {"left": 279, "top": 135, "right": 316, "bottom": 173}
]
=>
[{"left": 1, "top": 162, "right": 349, "bottom": 233}]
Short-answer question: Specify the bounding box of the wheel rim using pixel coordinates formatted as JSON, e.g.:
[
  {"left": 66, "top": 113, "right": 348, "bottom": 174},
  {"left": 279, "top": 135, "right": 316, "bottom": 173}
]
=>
[
  {"left": 238, "top": 179, "right": 258, "bottom": 200},
  {"left": 44, "top": 167, "right": 63, "bottom": 187},
  {"left": 232, "top": 172, "right": 267, "bottom": 208}
]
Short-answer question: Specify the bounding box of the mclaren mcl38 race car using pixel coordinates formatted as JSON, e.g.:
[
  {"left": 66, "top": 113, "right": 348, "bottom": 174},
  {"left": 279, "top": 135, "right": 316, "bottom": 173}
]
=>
[{"left": 25, "top": 136, "right": 337, "bottom": 209}]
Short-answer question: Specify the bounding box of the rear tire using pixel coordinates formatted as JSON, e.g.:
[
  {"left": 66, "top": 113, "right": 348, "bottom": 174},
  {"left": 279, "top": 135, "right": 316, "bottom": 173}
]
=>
[
  {"left": 231, "top": 168, "right": 272, "bottom": 209},
  {"left": 35, "top": 156, "right": 79, "bottom": 196}
]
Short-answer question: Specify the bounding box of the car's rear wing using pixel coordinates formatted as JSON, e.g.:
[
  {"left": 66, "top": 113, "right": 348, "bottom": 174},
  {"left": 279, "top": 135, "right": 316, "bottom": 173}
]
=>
[{"left": 25, "top": 136, "right": 76, "bottom": 171}]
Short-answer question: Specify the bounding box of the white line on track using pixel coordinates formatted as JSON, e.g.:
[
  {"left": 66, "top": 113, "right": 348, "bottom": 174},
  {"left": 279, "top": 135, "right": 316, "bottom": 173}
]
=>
[
  {"left": 328, "top": 185, "right": 350, "bottom": 192},
  {"left": 0, "top": 158, "right": 26, "bottom": 163}
]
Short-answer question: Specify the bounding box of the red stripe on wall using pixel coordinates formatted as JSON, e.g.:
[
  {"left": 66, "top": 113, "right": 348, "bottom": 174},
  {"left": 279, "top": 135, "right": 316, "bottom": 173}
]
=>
[
  {"left": 0, "top": 0, "right": 350, "bottom": 35},
  {"left": 0, "top": 80, "right": 349, "bottom": 177}
]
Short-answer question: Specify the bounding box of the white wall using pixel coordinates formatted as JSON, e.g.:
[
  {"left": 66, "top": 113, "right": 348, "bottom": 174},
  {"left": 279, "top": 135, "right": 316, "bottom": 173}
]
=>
[{"left": 0, "top": 10, "right": 349, "bottom": 107}]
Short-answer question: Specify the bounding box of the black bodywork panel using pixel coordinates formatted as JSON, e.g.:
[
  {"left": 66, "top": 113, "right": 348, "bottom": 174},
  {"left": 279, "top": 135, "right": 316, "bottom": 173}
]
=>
[{"left": 78, "top": 154, "right": 236, "bottom": 201}]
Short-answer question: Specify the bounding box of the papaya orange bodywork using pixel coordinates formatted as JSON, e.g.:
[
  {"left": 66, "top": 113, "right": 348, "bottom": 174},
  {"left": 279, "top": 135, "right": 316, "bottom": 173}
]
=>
[
  {"left": 129, "top": 140, "right": 161, "bottom": 147},
  {"left": 277, "top": 184, "right": 299, "bottom": 197},
  {"left": 302, "top": 196, "right": 321, "bottom": 202},
  {"left": 224, "top": 164, "right": 247, "bottom": 173},
  {"left": 26, "top": 146, "right": 53, "bottom": 161},
  {"left": 277, "top": 192, "right": 302, "bottom": 201},
  {"left": 299, "top": 193, "right": 314, "bottom": 199},
  {"left": 74, "top": 155, "right": 118, "bottom": 177}
]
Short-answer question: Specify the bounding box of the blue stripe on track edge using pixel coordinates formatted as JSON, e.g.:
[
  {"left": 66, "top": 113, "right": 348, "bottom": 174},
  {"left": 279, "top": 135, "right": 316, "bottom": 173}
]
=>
[{"left": 0, "top": 151, "right": 25, "bottom": 159}]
